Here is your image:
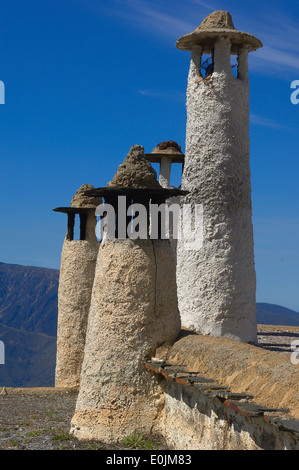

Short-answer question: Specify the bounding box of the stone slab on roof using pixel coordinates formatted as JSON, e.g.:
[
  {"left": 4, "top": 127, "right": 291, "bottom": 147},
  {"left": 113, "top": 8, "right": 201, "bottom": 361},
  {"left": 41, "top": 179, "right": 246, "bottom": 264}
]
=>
[{"left": 156, "top": 329, "right": 299, "bottom": 420}]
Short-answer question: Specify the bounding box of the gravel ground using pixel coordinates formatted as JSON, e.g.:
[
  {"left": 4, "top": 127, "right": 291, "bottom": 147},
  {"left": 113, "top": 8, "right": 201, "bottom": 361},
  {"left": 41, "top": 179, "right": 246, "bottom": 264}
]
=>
[
  {"left": 0, "top": 388, "right": 167, "bottom": 450},
  {"left": 0, "top": 388, "right": 104, "bottom": 450}
]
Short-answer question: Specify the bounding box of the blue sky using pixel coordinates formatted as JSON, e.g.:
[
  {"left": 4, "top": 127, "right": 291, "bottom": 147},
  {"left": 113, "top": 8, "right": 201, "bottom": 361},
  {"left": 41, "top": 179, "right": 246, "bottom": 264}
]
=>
[{"left": 0, "top": 0, "right": 298, "bottom": 311}]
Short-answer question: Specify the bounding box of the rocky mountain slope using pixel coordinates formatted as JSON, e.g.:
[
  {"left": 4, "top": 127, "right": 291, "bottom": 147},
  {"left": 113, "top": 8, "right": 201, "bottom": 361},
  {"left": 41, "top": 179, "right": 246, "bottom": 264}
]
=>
[
  {"left": 0, "top": 262, "right": 59, "bottom": 337},
  {"left": 0, "top": 322, "right": 56, "bottom": 387},
  {"left": 0, "top": 262, "right": 58, "bottom": 386}
]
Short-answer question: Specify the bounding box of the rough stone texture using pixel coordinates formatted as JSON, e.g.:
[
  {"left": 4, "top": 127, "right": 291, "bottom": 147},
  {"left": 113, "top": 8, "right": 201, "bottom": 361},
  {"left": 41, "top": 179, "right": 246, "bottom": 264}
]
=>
[
  {"left": 176, "top": 10, "right": 263, "bottom": 53},
  {"left": 55, "top": 187, "right": 99, "bottom": 389},
  {"left": 200, "top": 10, "right": 236, "bottom": 30},
  {"left": 159, "top": 381, "right": 299, "bottom": 450},
  {"left": 107, "top": 145, "right": 160, "bottom": 188},
  {"left": 176, "top": 33, "right": 258, "bottom": 343},
  {"left": 153, "top": 332, "right": 299, "bottom": 449},
  {"left": 55, "top": 241, "right": 98, "bottom": 388},
  {"left": 70, "top": 183, "right": 101, "bottom": 208},
  {"left": 151, "top": 141, "right": 183, "bottom": 155},
  {"left": 71, "top": 238, "right": 181, "bottom": 441},
  {"left": 162, "top": 332, "right": 299, "bottom": 421}
]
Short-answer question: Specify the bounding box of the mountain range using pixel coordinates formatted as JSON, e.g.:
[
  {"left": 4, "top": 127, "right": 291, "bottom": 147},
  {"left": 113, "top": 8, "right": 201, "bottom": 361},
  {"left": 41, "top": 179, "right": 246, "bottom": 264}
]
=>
[
  {"left": 0, "top": 262, "right": 58, "bottom": 387},
  {"left": 0, "top": 261, "right": 298, "bottom": 387},
  {"left": 256, "top": 303, "right": 299, "bottom": 327}
]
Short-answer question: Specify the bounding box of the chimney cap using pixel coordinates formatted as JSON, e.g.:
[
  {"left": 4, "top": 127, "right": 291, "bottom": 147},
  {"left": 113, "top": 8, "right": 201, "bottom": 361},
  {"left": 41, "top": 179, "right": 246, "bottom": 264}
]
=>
[
  {"left": 107, "top": 145, "right": 161, "bottom": 189},
  {"left": 151, "top": 141, "right": 183, "bottom": 155},
  {"left": 70, "top": 184, "right": 101, "bottom": 208},
  {"left": 176, "top": 11, "right": 262, "bottom": 53}
]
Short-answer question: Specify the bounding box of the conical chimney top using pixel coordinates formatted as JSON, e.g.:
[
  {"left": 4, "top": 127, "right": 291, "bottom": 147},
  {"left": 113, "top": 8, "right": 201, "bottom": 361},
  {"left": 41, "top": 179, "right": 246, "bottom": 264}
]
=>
[
  {"left": 107, "top": 145, "right": 161, "bottom": 188},
  {"left": 176, "top": 10, "right": 262, "bottom": 53},
  {"left": 198, "top": 10, "right": 236, "bottom": 30},
  {"left": 70, "top": 184, "right": 101, "bottom": 208}
]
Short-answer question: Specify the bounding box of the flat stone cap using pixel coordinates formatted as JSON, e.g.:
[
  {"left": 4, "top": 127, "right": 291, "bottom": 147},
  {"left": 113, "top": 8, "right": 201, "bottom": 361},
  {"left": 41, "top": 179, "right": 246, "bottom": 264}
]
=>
[
  {"left": 144, "top": 141, "right": 184, "bottom": 164},
  {"left": 176, "top": 10, "right": 263, "bottom": 53}
]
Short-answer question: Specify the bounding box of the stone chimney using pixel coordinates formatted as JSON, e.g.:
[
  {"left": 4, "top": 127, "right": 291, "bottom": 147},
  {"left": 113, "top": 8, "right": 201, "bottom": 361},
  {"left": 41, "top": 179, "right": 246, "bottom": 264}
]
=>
[
  {"left": 54, "top": 184, "right": 100, "bottom": 388},
  {"left": 150, "top": 141, "right": 184, "bottom": 188},
  {"left": 176, "top": 11, "right": 262, "bottom": 343},
  {"left": 70, "top": 146, "right": 182, "bottom": 441}
]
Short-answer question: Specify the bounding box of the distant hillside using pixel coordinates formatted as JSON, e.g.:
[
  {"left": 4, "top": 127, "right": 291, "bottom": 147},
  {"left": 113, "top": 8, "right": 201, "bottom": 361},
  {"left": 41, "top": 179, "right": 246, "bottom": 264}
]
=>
[
  {"left": 0, "top": 262, "right": 59, "bottom": 387},
  {"left": 0, "top": 262, "right": 59, "bottom": 337},
  {"left": 0, "top": 260, "right": 299, "bottom": 387},
  {"left": 256, "top": 303, "right": 299, "bottom": 327},
  {"left": 0, "top": 322, "right": 56, "bottom": 387}
]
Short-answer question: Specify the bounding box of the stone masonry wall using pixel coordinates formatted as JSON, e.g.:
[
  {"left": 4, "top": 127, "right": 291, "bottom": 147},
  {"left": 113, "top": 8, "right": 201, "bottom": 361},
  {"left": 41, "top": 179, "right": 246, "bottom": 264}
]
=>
[{"left": 150, "top": 331, "right": 299, "bottom": 450}]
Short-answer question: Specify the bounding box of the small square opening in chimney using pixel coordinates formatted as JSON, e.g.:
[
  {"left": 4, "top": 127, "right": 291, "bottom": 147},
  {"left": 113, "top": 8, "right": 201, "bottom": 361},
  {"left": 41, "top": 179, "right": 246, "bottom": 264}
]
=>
[{"left": 201, "top": 54, "right": 214, "bottom": 78}]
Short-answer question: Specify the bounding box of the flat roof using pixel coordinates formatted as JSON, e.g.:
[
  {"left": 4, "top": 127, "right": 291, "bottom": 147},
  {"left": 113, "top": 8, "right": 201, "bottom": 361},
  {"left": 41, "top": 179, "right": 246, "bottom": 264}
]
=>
[{"left": 144, "top": 153, "right": 184, "bottom": 164}]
